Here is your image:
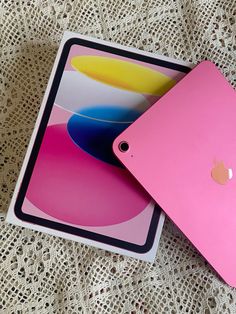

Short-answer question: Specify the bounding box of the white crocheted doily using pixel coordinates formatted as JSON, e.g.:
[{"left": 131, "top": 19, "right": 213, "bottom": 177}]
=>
[{"left": 0, "top": 1, "right": 236, "bottom": 313}]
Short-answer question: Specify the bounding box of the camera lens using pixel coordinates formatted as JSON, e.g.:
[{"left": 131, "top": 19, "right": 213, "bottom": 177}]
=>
[{"left": 119, "top": 141, "right": 129, "bottom": 152}]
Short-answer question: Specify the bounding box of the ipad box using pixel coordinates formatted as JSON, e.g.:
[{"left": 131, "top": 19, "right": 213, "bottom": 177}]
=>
[{"left": 6, "top": 31, "right": 192, "bottom": 261}]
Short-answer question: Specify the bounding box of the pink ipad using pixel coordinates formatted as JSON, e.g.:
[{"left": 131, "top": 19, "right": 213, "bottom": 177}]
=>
[{"left": 113, "top": 61, "right": 236, "bottom": 286}]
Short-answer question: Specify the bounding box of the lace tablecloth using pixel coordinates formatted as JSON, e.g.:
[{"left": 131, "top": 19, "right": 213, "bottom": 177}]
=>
[{"left": 1, "top": 1, "right": 236, "bottom": 313}]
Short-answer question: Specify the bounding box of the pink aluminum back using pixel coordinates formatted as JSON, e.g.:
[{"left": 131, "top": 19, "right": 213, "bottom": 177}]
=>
[{"left": 113, "top": 61, "right": 236, "bottom": 286}]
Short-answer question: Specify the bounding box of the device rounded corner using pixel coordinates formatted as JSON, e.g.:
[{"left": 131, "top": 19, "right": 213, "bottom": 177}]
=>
[
  {"left": 14, "top": 202, "right": 25, "bottom": 221},
  {"left": 112, "top": 137, "right": 119, "bottom": 156},
  {"left": 62, "top": 37, "right": 78, "bottom": 51}
]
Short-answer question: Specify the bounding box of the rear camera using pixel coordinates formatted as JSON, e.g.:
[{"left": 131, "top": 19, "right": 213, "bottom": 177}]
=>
[{"left": 119, "top": 141, "right": 129, "bottom": 152}]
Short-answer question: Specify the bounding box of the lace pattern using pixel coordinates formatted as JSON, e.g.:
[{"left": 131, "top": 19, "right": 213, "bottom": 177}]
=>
[{"left": 0, "top": 1, "right": 236, "bottom": 313}]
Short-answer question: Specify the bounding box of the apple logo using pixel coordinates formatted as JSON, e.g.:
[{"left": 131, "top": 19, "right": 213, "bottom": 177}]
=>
[{"left": 211, "top": 161, "right": 233, "bottom": 185}]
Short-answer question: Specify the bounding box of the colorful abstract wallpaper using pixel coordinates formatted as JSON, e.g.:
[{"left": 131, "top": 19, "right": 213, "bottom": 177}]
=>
[{"left": 21, "top": 44, "right": 185, "bottom": 246}]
